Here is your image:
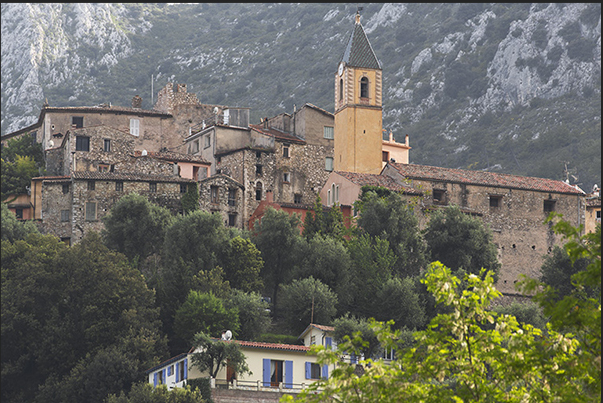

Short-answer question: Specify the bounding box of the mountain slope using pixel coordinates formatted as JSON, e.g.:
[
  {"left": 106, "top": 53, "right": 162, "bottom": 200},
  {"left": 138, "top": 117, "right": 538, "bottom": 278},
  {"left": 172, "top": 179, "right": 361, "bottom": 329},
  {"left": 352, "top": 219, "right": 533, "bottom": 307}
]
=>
[{"left": 1, "top": 3, "right": 600, "bottom": 190}]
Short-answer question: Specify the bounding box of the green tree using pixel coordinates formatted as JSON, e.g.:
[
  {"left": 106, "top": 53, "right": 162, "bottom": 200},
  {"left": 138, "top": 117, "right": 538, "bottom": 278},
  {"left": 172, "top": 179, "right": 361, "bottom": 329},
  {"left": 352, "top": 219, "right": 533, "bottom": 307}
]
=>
[
  {"left": 191, "top": 266, "right": 231, "bottom": 299},
  {"left": 540, "top": 245, "right": 592, "bottom": 302},
  {"left": 1, "top": 135, "right": 45, "bottom": 201},
  {"left": 302, "top": 195, "right": 346, "bottom": 241},
  {"left": 1, "top": 202, "right": 39, "bottom": 242},
  {"left": 373, "top": 277, "right": 426, "bottom": 331},
  {"left": 343, "top": 234, "right": 397, "bottom": 318},
  {"left": 173, "top": 290, "right": 240, "bottom": 347},
  {"left": 222, "top": 236, "right": 264, "bottom": 293},
  {"left": 180, "top": 183, "right": 200, "bottom": 214},
  {"left": 332, "top": 314, "right": 381, "bottom": 360},
  {"left": 424, "top": 204, "right": 501, "bottom": 280},
  {"left": 492, "top": 300, "right": 548, "bottom": 330},
  {"left": 357, "top": 190, "right": 427, "bottom": 278},
  {"left": 105, "top": 382, "right": 207, "bottom": 403},
  {"left": 1, "top": 232, "right": 166, "bottom": 403},
  {"left": 251, "top": 207, "right": 305, "bottom": 314},
  {"left": 296, "top": 234, "right": 352, "bottom": 310},
  {"left": 190, "top": 332, "right": 251, "bottom": 379},
  {"left": 102, "top": 193, "right": 174, "bottom": 266},
  {"left": 224, "top": 289, "right": 271, "bottom": 341},
  {"left": 277, "top": 276, "right": 338, "bottom": 335}
]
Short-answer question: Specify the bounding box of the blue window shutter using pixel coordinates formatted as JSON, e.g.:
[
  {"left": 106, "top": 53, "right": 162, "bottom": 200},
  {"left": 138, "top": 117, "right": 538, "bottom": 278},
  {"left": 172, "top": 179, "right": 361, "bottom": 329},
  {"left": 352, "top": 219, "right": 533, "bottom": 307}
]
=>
[
  {"left": 175, "top": 362, "right": 180, "bottom": 382},
  {"left": 325, "top": 337, "right": 332, "bottom": 349},
  {"left": 285, "top": 360, "right": 293, "bottom": 388},
  {"left": 263, "top": 359, "right": 271, "bottom": 387},
  {"left": 322, "top": 364, "right": 329, "bottom": 379},
  {"left": 184, "top": 359, "right": 188, "bottom": 380},
  {"left": 305, "top": 362, "right": 311, "bottom": 379},
  {"left": 154, "top": 372, "right": 158, "bottom": 387},
  {"left": 351, "top": 353, "right": 357, "bottom": 364}
]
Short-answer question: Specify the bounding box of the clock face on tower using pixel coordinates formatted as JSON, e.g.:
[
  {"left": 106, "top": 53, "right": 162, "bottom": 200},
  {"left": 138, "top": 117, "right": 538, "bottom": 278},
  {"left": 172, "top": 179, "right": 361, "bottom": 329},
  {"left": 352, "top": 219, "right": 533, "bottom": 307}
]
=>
[{"left": 338, "top": 62, "right": 344, "bottom": 76}]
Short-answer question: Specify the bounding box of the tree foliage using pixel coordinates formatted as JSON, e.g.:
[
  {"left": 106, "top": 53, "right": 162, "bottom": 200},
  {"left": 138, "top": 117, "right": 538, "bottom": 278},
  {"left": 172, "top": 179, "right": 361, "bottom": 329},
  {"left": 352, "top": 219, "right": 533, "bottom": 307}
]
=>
[
  {"left": 1, "top": 232, "right": 166, "bottom": 403},
  {"left": 424, "top": 204, "right": 501, "bottom": 280},
  {"left": 190, "top": 332, "right": 251, "bottom": 380},
  {"left": 173, "top": 290, "right": 240, "bottom": 346},
  {"left": 224, "top": 289, "right": 271, "bottom": 341},
  {"left": 1, "top": 202, "right": 39, "bottom": 242},
  {"left": 251, "top": 207, "right": 305, "bottom": 313},
  {"left": 222, "top": 236, "right": 264, "bottom": 293},
  {"left": 105, "top": 382, "right": 207, "bottom": 403},
  {"left": 102, "top": 193, "right": 174, "bottom": 265},
  {"left": 357, "top": 190, "right": 427, "bottom": 278},
  {"left": 277, "top": 276, "right": 338, "bottom": 335},
  {"left": 1, "top": 135, "right": 45, "bottom": 201},
  {"left": 283, "top": 218, "right": 601, "bottom": 403}
]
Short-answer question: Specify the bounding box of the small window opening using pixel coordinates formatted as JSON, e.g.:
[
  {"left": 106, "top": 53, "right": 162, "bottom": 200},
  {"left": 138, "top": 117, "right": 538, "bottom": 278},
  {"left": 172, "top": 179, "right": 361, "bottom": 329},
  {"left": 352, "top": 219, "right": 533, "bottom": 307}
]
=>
[{"left": 360, "top": 77, "right": 369, "bottom": 98}]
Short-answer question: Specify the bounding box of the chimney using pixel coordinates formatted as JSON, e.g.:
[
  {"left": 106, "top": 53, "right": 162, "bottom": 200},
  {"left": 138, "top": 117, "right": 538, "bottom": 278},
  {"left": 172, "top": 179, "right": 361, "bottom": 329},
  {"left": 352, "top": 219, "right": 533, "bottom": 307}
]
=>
[
  {"left": 389, "top": 131, "right": 393, "bottom": 142},
  {"left": 132, "top": 95, "right": 142, "bottom": 109},
  {"left": 266, "top": 190, "right": 273, "bottom": 203},
  {"left": 405, "top": 134, "right": 409, "bottom": 147}
]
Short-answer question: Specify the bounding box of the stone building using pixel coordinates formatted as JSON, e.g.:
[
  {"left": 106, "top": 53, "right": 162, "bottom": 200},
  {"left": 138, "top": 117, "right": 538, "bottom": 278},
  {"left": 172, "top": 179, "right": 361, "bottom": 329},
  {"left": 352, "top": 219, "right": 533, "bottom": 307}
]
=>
[{"left": 185, "top": 103, "right": 335, "bottom": 227}]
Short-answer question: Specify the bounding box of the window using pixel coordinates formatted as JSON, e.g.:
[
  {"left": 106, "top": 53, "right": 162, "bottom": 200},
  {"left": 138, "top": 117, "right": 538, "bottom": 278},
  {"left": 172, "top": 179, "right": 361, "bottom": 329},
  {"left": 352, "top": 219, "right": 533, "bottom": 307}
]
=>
[
  {"left": 360, "top": 77, "right": 369, "bottom": 98},
  {"left": 15, "top": 208, "right": 23, "bottom": 219},
  {"left": 87, "top": 181, "right": 95, "bottom": 191},
  {"left": 115, "top": 182, "right": 123, "bottom": 192},
  {"left": 180, "top": 183, "right": 188, "bottom": 194},
  {"left": 311, "top": 335, "right": 316, "bottom": 345},
  {"left": 62, "top": 184, "right": 70, "bottom": 194},
  {"left": 382, "top": 151, "right": 389, "bottom": 162},
  {"left": 255, "top": 182, "right": 263, "bottom": 201},
  {"left": 154, "top": 369, "right": 165, "bottom": 386},
  {"left": 294, "top": 194, "right": 302, "bottom": 204},
  {"left": 103, "top": 139, "right": 111, "bottom": 152},
  {"left": 176, "top": 359, "right": 187, "bottom": 383},
  {"left": 75, "top": 136, "right": 89, "bottom": 151},
  {"left": 204, "top": 134, "right": 211, "bottom": 149},
  {"left": 149, "top": 182, "right": 157, "bottom": 193},
  {"left": 382, "top": 348, "right": 395, "bottom": 360},
  {"left": 61, "top": 210, "right": 70, "bottom": 222},
  {"left": 228, "top": 189, "right": 236, "bottom": 206},
  {"left": 210, "top": 186, "right": 219, "bottom": 204},
  {"left": 167, "top": 365, "right": 174, "bottom": 376},
  {"left": 256, "top": 151, "right": 262, "bottom": 159},
  {"left": 339, "top": 78, "right": 343, "bottom": 101},
  {"left": 283, "top": 172, "right": 290, "bottom": 183},
  {"left": 543, "top": 200, "right": 556, "bottom": 212},
  {"left": 270, "top": 360, "right": 283, "bottom": 387},
  {"left": 85, "top": 202, "right": 97, "bottom": 221},
  {"left": 323, "top": 126, "right": 334, "bottom": 139},
  {"left": 305, "top": 362, "right": 328, "bottom": 380},
  {"left": 98, "top": 164, "right": 110, "bottom": 173},
  {"left": 130, "top": 119, "right": 140, "bottom": 136},
  {"left": 330, "top": 183, "right": 339, "bottom": 205},
  {"left": 256, "top": 164, "right": 263, "bottom": 176},
  {"left": 489, "top": 195, "right": 502, "bottom": 208},
  {"left": 228, "top": 214, "right": 237, "bottom": 227},
  {"left": 60, "top": 237, "right": 71, "bottom": 246},
  {"left": 283, "top": 144, "right": 290, "bottom": 158},
  {"left": 325, "top": 157, "right": 334, "bottom": 171},
  {"left": 310, "top": 363, "right": 321, "bottom": 379},
  {"left": 433, "top": 189, "right": 446, "bottom": 204},
  {"left": 72, "top": 116, "right": 84, "bottom": 128}
]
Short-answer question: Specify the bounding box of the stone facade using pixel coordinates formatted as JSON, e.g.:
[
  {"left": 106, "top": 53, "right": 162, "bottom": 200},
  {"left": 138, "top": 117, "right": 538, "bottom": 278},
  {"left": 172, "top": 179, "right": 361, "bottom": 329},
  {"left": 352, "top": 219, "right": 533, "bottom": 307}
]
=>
[{"left": 198, "top": 173, "right": 245, "bottom": 229}]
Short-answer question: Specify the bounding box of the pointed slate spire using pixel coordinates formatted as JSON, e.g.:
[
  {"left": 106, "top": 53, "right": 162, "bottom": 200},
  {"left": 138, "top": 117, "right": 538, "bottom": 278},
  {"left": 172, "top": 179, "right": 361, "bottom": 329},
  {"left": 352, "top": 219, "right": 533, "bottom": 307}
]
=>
[{"left": 340, "top": 10, "right": 381, "bottom": 70}]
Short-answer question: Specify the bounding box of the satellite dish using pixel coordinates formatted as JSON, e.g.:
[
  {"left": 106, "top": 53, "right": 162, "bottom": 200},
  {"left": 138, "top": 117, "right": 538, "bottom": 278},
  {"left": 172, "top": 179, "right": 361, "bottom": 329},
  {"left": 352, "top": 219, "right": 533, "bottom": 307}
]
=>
[
  {"left": 49, "top": 140, "right": 54, "bottom": 148},
  {"left": 223, "top": 330, "right": 232, "bottom": 340},
  {"left": 142, "top": 149, "right": 147, "bottom": 156},
  {"left": 213, "top": 106, "right": 219, "bottom": 115}
]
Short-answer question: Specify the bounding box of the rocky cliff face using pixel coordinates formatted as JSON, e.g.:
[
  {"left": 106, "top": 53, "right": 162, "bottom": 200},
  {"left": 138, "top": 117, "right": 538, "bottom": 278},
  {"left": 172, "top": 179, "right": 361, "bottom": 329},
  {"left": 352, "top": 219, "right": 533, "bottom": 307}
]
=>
[{"left": 2, "top": 3, "right": 600, "bottom": 189}]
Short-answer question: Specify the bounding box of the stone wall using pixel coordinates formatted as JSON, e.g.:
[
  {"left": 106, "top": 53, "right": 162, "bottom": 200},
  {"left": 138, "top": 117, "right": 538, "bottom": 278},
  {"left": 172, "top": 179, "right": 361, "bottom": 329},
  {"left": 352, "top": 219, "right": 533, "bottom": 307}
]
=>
[
  {"left": 198, "top": 174, "right": 245, "bottom": 229},
  {"left": 211, "top": 388, "right": 296, "bottom": 403}
]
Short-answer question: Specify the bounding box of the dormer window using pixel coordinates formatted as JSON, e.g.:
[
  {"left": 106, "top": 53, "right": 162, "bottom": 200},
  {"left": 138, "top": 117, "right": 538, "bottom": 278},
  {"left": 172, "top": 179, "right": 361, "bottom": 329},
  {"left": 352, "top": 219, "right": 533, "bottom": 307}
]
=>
[{"left": 360, "top": 77, "right": 369, "bottom": 99}]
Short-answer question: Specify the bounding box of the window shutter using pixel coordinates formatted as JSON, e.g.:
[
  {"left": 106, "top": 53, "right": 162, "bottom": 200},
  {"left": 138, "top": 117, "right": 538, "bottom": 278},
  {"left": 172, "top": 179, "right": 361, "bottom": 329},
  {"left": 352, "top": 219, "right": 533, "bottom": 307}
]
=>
[
  {"left": 163, "top": 368, "right": 167, "bottom": 384},
  {"left": 322, "top": 364, "right": 329, "bottom": 379},
  {"left": 263, "top": 359, "right": 271, "bottom": 387},
  {"left": 154, "top": 372, "right": 158, "bottom": 387},
  {"left": 325, "top": 337, "right": 332, "bottom": 349},
  {"left": 305, "top": 362, "right": 311, "bottom": 379},
  {"left": 175, "top": 362, "right": 179, "bottom": 382},
  {"left": 183, "top": 358, "right": 188, "bottom": 379},
  {"left": 351, "top": 353, "right": 357, "bottom": 364},
  {"left": 284, "top": 360, "right": 293, "bottom": 388}
]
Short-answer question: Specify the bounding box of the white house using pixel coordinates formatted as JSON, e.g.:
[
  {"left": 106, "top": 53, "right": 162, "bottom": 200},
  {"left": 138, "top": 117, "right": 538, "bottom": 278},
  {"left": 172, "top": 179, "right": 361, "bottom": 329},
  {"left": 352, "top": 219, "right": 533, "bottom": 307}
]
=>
[{"left": 146, "top": 324, "right": 337, "bottom": 393}]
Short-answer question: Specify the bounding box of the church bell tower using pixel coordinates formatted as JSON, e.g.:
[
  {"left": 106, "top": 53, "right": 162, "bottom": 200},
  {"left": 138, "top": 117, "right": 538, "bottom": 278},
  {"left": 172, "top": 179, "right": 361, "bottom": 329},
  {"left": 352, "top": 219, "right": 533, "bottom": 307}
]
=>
[{"left": 334, "top": 10, "right": 383, "bottom": 174}]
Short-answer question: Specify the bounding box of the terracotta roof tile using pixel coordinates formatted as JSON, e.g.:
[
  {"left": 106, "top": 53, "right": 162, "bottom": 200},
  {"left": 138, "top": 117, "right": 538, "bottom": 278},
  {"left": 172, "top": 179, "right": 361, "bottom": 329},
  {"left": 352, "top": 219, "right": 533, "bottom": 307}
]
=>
[
  {"left": 390, "top": 163, "right": 585, "bottom": 195},
  {"left": 71, "top": 171, "right": 194, "bottom": 183},
  {"left": 232, "top": 340, "right": 309, "bottom": 352},
  {"left": 336, "top": 171, "right": 422, "bottom": 195}
]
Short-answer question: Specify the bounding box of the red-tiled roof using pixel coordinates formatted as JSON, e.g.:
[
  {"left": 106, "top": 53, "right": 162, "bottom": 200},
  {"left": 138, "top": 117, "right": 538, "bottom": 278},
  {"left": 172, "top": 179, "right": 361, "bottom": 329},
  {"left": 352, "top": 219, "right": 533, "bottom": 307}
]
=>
[
  {"left": 250, "top": 124, "right": 305, "bottom": 145},
  {"left": 71, "top": 171, "right": 194, "bottom": 183},
  {"left": 233, "top": 340, "right": 309, "bottom": 352},
  {"left": 389, "top": 163, "right": 585, "bottom": 195},
  {"left": 336, "top": 171, "right": 422, "bottom": 195}
]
